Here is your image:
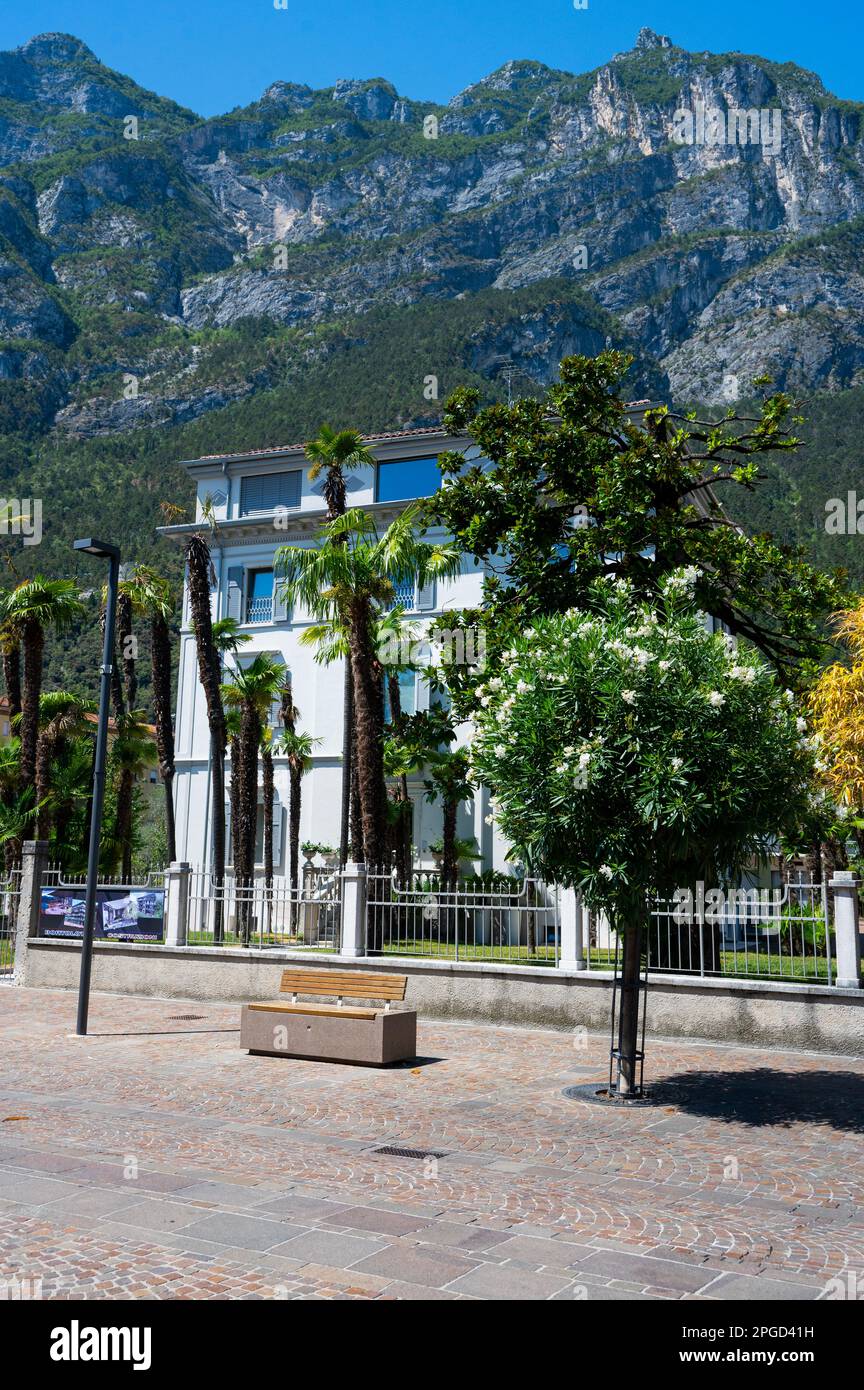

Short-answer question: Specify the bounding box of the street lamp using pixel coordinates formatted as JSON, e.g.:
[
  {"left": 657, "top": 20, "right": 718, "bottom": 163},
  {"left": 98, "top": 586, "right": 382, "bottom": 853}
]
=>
[{"left": 72, "top": 538, "right": 121, "bottom": 1036}]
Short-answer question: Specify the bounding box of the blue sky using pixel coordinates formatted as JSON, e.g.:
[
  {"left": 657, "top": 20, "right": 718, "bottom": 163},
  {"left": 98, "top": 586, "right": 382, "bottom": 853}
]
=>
[{"left": 2, "top": 1, "right": 860, "bottom": 116}]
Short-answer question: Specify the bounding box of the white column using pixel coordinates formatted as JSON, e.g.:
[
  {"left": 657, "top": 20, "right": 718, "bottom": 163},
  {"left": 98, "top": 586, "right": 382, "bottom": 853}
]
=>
[
  {"left": 340, "top": 862, "right": 367, "bottom": 958},
  {"left": 559, "top": 886, "right": 585, "bottom": 969},
  {"left": 831, "top": 871, "right": 862, "bottom": 989},
  {"left": 165, "top": 862, "right": 191, "bottom": 947}
]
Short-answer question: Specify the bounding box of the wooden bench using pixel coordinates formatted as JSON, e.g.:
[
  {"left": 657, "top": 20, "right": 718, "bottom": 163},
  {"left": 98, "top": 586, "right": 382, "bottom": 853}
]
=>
[{"left": 240, "top": 968, "right": 417, "bottom": 1066}]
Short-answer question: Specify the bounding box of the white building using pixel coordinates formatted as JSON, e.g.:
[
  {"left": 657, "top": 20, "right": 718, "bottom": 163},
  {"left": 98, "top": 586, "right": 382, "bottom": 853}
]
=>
[{"left": 157, "top": 426, "right": 504, "bottom": 875}]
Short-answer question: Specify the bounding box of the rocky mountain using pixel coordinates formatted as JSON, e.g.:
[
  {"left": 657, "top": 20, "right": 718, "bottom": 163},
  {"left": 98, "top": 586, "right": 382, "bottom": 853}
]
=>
[{"left": 0, "top": 25, "right": 861, "bottom": 441}]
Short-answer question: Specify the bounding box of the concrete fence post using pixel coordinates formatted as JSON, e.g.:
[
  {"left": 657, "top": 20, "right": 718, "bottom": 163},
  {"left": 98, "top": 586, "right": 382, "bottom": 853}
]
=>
[
  {"left": 559, "top": 886, "right": 585, "bottom": 970},
  {"left": 340, "top": 862, "right": 367, "bottom": 958},
  {"left": 830, "top": 871, "right": 862, "bottom": 989},
  {"left": 165, "top": 862, "right": 191, "bottom": 947},
  {"left": 12, "top": 839, "right": 50, "bottom": 986}
]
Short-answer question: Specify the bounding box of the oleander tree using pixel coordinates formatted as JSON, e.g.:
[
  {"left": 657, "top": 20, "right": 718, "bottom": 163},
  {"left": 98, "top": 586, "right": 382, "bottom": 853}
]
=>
[{"left": 468, "top": 570, "right": 818, "bottom": 1097}]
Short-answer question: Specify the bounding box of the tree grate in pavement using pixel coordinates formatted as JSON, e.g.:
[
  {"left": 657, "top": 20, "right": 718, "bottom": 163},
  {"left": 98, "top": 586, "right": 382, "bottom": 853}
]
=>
[{"left": 371, "top": 1145, "right": 450, "bottom": 1159}]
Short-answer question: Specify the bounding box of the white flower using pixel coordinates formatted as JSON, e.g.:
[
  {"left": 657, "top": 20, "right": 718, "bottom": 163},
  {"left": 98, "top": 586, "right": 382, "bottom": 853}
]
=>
[
  {"left": 494, "top": 744, "right": 507, "bottom": 758},
  {"left": 729, "top": 665, "right": 755, "bottom": 684},
  {"left": 670, "top": 756, "right": 683, "bottom": 772},
  {"left": 657, "top": 659, "right": 672, "bottom": 672},
  {"left": 484, "top": 814, "right": 495, "bottom": 826},
  {"left": 796, "top": 717, "right": 807, "bottom": 733},
  {"left": 622, "top": 689, "right": 636, "bottom": 705},
  {"left": 707, "top": 691, "right": 725, "bottom": 708},
  {"left": 516, "top": 679, "right": 530, "bottom": 694},
  {"left": 599, "top": 864, "right": 614, "bottom": 879},
  {"left": 837, "top": 804, "right": 851, "bottom": 821},
  {"left": 578, "top": 751, "right": 591, "bottom": 769}
]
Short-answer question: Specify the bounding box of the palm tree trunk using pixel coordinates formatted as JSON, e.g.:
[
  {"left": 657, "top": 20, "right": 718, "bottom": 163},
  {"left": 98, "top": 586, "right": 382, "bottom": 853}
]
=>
[
  {"left": 289, "top": 765, "right": 301, "bottom": 931},
  {"left": 2, "top": 643, "right": 21, "bottom": 720},
  {"left": 348, "top": 599, "right": 387, "bottom": 870},
  {"left": 35, "top": 729, "right": 56, "bottom": 842},
  {"left": 339, "top": 660, "right": 353, "bottom": 865},
  {"left": 19, "top": 618, "right": 43, "bottom": 791},
  {"left": 117, "top": 592, "right": 137, "bottom": 711},
  {"left": 262, "top": 746, "right": 274, "bottom": 890},
  {"left": 150, "top": 614, "right": 176, "bottom": 863},
  {"left": 118, "top": 768, "right": 134, "bottom": 882},
  {"left": 184, "top": 536, "right": 227, "bottom": 942}
]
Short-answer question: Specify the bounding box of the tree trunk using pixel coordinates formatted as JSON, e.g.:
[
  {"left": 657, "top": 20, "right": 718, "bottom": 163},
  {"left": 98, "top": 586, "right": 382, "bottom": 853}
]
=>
[
  {"left": 150, "top": 614, "right": 176, "bottom": 863},
  {"left": 441, "top": 796, "right": 458, "bottom": 891},
  {"left": 350, "top": 749, "right": 364, "bottom": 863},
  {"left": 289, "top": 766, "right": 301, "bottom": 932},
  {"left": 35, "top": 728, "right": 56, "bottom": 842},
  {"left": 348, "top": 598, "right": 387, "bottom": 870},
  {"left": 340, "top": 659, "right": 353, "bottom": 865},
  {"left": 19, "top": 618, "right": 43, "bottom": 790},
  {"left": 184, "top": 537, "right": 227, "bottom": 942},
  {"left": 118, "top": 769, "right": 134, "bottom": 882},
  {"left": 235, "top": 703, "right": 260, "bottom": 943},
  {"left": 117, "top": 591, "right": 137, "bottom": 711},
  {"left": 2, "top": 643, "right": 21, "bottom": 720},
  {"left": 616, "top": 920, "right": 644, "bottom": 1099},
  {"left": 262, "top": 748, "right": 274, "bottom": 891}
]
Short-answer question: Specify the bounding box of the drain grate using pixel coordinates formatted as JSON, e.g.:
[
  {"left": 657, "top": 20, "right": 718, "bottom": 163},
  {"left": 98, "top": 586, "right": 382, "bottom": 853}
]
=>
[
  {"left": 372, "top": 1145, "right": 450, "bottom": 1160},
  {"left": 167, "top": 1014, "right": 206, "bottom": 1021}
]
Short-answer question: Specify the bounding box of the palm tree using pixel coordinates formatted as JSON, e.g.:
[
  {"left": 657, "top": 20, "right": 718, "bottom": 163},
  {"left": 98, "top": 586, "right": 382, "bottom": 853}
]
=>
[
  {"left": 184, "top": 535, "right": 228, "bottom": 939},
  {"left": 221, "top": 654, "right": 284, "bottom": 941},
  {"left": 0, "top": 579, "right": 84, "bottom": 793},
  {"left": 123, "top": 566, "right": 178, "bottom": 863},
  {"left": 305, "top": 423, "right": 376, "bottom": 524},
  {"left": 211, "top": 618, "right": 253, "bottom": 883},
  {"left": 305, "top": 425, "right": 376, "bottom": 866},
  {"left": 276, "top": 677, "right": 317, "bottom": 930},
  {"left": 34, "top": 691, "right": 94, "bottom": 842},
  {"left": 277, "top": 505, "right": 460, "bottom": 870}
]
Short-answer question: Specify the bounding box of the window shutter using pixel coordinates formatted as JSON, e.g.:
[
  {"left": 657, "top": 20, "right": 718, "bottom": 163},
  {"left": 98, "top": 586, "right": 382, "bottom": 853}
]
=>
[
  {"left": 416, "top": 576, "right": 436, "bottom": 610},
  {"left": 272, "top": 580, "right": 289, "bottom": 623},
  {"left": 226, "top": 567, "right": 244, "bottom": 621},
  {"left": 271, "top": 800, "right": 283, "bottom": 868},
  {"left": 240, "top": 471, "right": 301, "bottom": 516}
]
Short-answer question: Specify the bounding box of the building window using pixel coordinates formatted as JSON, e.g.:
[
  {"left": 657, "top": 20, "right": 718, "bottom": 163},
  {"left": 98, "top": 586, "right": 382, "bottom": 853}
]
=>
[
  {"left": 239, "top": 470, "right": 302, "bottom": 516},
  {"left": 389, "top": 576, "right": 416, "bottom": 610},
  {"left": 245, "top": 569, "right": 274, "bottom": 624},
  {"left": 376, "top": 456, "right": 440, "bottom": 504},
  {"left": 384, "top": 669, "right": 417, "bottom": 722}
]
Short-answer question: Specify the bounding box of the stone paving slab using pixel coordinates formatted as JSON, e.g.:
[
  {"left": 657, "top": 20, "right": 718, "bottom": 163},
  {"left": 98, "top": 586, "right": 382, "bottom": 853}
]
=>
[{"left": 0, "top": 988, "right": 862, "bottom": 1300}]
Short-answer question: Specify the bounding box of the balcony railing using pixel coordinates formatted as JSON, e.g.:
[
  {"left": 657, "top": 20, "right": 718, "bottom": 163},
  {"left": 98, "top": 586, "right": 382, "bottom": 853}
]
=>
[{"left": 245, "top": 596, "right": 273, "bottom": 624}]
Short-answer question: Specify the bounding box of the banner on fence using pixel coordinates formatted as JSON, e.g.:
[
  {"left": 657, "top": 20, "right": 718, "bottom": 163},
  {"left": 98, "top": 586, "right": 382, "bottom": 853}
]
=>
[{"left": 38, "top": 888, "right": 165, "bottom": 943}]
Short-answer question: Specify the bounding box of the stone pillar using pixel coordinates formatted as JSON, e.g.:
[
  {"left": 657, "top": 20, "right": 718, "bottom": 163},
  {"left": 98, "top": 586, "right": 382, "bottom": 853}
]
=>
[
  {"left": 340, "top": 862, "right": 367, "bottom": 958},
  {"left": 831, "top": 871, "right": 862, "bottom": 989},
  {"left": 12, "top": 840, "right": 50, "bottom": 986},
  {"left": 559, "top": 886, "right": 585, "bottom": 969},
  {"left": 164, "top": 862, "right": 191, "bottom": 947}
]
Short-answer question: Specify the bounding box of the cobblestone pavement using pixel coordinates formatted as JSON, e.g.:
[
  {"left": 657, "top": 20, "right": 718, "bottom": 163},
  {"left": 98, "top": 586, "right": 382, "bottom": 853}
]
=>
[{"left": 0, "top": 988, "right": 862, "bottom": 1301}]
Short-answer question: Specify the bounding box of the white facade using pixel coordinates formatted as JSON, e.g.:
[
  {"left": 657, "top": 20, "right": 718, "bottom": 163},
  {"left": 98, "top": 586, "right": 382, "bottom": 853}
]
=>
[{"left": 159, "top": 427, "right": 508, "bottom": 874}]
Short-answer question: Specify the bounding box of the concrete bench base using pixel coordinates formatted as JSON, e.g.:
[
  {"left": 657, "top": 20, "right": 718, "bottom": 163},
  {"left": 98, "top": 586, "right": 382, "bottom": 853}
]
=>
[{"left": 240, "top": 1003, "right": 417, "bottom": 1066}]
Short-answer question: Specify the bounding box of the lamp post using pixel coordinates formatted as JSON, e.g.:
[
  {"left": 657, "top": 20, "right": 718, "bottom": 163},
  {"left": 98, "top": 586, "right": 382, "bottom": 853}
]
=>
[{"left": 73, "top": 538, "right": 121, "bottom": 1036}]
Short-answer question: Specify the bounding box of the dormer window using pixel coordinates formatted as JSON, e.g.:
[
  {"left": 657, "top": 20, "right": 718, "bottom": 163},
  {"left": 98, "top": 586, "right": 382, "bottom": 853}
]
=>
[{"left": 239, "top": 470, "right": 301, "bottom": 516}]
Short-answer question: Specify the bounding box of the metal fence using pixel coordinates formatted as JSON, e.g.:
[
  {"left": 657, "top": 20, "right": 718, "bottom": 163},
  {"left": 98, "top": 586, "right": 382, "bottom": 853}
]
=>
[
  {"left": 185, "top": 867, "right": 341, "bottom": 950},
  {"left": 365, "top": 871, "right": 561, "bottom": 965},
  {"left": 0, "top": 866, "right": 21, "bottom": 977},
  {"left": 583, "top": 880, "right": 834, "bottom": 984}
]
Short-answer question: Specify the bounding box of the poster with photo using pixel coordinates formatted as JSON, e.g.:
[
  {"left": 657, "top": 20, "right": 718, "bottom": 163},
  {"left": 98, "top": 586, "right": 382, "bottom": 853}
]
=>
[{"left": 39, "top": 888, "right": 165, "bottom": 943}]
